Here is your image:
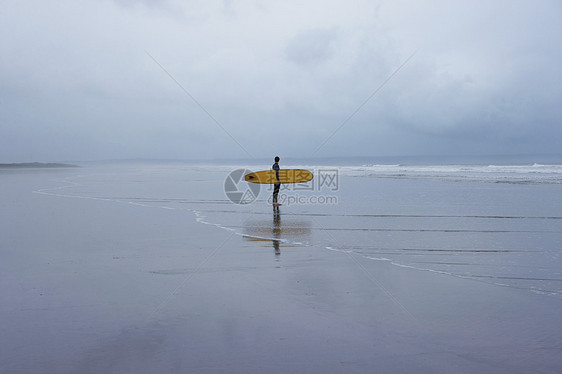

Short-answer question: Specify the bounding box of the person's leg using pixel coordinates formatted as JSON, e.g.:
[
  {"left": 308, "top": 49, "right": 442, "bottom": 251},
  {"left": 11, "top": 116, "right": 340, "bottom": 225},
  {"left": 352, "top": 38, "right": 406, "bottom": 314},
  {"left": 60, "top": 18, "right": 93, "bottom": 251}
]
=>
[{"left": 273, "top": 183, "right": 280, "bottom": 205}]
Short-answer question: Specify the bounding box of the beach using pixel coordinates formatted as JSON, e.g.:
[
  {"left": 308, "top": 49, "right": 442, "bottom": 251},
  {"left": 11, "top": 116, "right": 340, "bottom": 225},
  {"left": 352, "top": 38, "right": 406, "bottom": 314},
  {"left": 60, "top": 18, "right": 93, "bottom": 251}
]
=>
[{"left": 1, "top": 162, "right": 561, "bottom": 373}]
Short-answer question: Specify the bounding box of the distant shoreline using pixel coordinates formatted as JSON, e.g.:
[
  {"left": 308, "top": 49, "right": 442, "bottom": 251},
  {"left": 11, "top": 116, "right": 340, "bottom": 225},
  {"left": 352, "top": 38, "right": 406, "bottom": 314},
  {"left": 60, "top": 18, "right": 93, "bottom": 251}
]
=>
[{"left": 0, "top": 162, "right": 79, "bottom": 169}]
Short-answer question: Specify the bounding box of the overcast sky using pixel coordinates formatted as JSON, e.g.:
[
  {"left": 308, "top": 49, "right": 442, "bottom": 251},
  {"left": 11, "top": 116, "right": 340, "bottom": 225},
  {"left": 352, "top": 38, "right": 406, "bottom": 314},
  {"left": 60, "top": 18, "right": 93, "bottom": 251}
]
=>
[{"left": 1, "top": 0, "right": 561, "bottom": 162}]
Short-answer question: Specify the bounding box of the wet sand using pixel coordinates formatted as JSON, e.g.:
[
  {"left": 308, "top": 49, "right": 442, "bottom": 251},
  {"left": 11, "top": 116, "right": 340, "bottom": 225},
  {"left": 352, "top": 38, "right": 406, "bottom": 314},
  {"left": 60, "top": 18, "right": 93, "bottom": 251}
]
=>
[{"left": 1, "top": 165, "right": 561, "bottom": 373}]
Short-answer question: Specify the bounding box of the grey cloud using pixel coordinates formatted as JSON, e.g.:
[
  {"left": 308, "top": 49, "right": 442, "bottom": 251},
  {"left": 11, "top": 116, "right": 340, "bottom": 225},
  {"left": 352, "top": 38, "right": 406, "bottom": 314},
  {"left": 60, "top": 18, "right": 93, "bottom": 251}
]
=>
[
  {"left": 1, "top": 0, "right": 561, "bottom": 162},
  {"left": 286, "top": 28, "right": 339, "bottom": 66}
]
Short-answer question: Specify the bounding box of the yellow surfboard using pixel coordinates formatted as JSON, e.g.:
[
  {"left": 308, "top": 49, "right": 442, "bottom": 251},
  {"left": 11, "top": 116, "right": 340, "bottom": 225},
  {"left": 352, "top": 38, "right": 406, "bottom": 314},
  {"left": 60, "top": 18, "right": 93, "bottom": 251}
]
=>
[{"left": 245, "top": 169, "right": 313, "bottom": 184}]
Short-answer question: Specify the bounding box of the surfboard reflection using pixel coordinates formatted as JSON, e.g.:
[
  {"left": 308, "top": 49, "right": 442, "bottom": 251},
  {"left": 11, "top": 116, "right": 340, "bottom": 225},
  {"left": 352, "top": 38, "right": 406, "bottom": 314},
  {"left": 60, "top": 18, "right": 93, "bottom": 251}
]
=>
[{"left": 242, "top": 209, "right": 311, "bottom": 256}]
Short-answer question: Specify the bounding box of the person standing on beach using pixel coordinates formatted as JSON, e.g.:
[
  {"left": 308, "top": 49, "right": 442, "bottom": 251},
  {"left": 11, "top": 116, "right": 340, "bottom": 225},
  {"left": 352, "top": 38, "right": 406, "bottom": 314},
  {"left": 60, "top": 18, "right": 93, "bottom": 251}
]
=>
[{"left": 272, "top": 156, "right": 281, "bottom": 206}]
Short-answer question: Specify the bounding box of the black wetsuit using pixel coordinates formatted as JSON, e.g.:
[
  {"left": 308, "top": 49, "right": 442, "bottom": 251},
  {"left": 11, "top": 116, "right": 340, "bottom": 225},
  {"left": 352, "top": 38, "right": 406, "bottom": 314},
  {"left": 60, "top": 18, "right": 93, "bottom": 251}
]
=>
[{"left": 272, "top": 162, "right": 280, "bottom": 204}]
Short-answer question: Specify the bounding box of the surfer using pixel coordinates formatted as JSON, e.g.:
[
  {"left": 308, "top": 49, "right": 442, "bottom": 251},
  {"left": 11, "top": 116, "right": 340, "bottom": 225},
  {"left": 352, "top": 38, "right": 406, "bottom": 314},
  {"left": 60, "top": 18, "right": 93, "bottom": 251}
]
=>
[{"left": 272, "top": 156, "right": 281, "bottom": 206}]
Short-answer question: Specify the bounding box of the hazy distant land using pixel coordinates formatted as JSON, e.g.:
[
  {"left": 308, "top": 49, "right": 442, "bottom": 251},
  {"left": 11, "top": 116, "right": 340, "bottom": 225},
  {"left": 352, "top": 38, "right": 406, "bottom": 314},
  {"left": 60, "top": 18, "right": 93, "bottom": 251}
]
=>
[{"left": 0, "top": 162, "right": 79, "bottom": 169}]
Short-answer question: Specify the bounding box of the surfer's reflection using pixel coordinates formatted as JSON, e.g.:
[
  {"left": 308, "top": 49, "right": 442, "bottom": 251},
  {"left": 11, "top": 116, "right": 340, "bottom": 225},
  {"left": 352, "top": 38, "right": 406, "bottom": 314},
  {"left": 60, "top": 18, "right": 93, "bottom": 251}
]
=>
[
  {"left": 242, "top": 209, "right": 311, "bottom": 257},
  {"left": 273, "top": 206, "right": 281, "bottom": 255}
]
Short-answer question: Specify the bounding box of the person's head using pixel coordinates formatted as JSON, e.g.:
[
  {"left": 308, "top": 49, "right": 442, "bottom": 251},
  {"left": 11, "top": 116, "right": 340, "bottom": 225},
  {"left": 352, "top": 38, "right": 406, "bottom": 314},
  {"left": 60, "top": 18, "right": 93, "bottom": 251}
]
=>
[{"left": 275, "top": 156, "right": 280, "bottom": 163}]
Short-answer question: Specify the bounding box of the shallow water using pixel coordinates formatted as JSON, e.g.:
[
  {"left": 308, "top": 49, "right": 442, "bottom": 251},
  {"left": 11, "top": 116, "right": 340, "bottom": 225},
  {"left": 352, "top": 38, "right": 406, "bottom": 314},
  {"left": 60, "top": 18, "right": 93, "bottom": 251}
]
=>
[
  {"left": 194, "top": 163, "right": 562, "bottom": 296},
  {"left": 25, "top": 162, "right": 562, "bottom": 295}
]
